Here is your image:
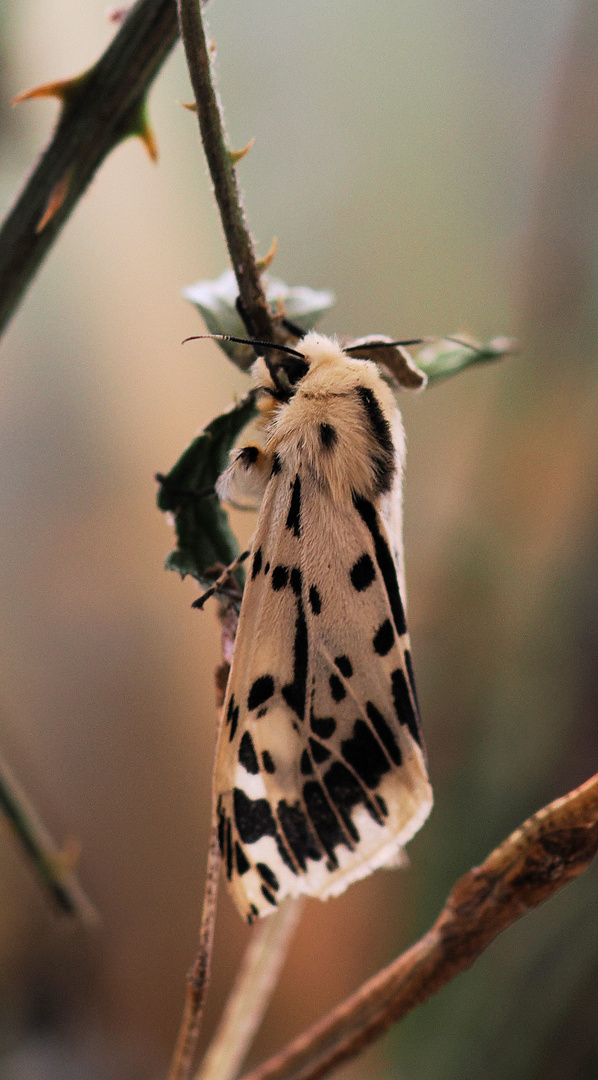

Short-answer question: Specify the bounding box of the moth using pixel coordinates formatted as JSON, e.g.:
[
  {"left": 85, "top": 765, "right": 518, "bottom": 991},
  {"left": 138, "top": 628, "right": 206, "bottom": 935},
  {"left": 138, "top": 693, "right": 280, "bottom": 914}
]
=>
[{"left": 206, "top": 331, "right": 433, "bottom": 922}]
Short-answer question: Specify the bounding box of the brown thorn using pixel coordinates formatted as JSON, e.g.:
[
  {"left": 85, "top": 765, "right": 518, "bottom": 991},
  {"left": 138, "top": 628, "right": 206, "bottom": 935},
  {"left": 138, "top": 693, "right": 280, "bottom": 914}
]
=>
[
  {"left": 36, "top": 172, "right": 72, "bottom": 233},
  {"left": 12, "top": 75, "right": 82, "bottom": 107},
  {"left": 229, "top": 137, "right": 255, "bottom": 165},
  {"left": 256, "top": 236, "right": 278, "bottom": 273},
  {"left": 137, "top": 118, "right": 158, "bottom": 162}
]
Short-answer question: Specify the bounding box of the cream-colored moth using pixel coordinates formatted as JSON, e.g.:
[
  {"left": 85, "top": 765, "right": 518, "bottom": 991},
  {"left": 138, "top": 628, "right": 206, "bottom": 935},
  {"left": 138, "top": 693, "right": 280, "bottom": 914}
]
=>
[{"left": 204, "top": 332, "right": 433, "bottom": 922}]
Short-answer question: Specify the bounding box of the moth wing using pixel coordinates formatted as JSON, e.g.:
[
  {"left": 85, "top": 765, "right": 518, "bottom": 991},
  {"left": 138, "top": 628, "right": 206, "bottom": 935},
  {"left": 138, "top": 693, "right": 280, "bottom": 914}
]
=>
[{"left": 216, "top": 461, "right": 432, "bottom": 921}]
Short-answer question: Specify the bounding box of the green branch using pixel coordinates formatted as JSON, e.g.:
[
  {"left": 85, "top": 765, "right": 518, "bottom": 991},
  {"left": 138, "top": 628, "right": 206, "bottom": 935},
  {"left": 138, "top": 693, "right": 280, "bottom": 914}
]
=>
[{"left": 0, "top": 751, "right": 98, "bottom": 923}]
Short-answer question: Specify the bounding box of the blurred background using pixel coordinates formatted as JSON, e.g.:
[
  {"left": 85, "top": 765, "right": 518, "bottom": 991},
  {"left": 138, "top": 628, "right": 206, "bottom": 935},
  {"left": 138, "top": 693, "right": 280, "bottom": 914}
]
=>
[{"left": 0, "top": 0, "right": 597, "bottom": 1077}]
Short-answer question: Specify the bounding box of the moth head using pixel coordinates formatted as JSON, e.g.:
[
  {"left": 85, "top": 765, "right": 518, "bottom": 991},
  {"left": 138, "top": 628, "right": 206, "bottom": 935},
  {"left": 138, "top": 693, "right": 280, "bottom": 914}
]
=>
[{"left": 182, "top": 333, "right": 309, "bottom": 400}]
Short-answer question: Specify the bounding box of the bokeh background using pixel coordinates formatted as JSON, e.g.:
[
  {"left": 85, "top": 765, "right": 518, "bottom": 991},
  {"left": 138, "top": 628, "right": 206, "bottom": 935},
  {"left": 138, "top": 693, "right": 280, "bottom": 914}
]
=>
[{"left": 0, "top": 1, "right": 597, "bottom": 1077}]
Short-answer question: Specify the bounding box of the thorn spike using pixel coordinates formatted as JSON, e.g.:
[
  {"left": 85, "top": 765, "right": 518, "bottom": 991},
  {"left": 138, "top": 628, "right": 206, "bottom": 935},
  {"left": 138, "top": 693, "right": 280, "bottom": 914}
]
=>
[
  {"left": 229, "top": 137, "right": 255, "bottom": 165},
  {"left": 256, "top": 236, "right": 278, "bottom": 273},
  {"left": 36, "top": 172, "right": 71, "bottom": 233},
  {"left": 12, "top": 74, "right": 84, "bottom": 107}
]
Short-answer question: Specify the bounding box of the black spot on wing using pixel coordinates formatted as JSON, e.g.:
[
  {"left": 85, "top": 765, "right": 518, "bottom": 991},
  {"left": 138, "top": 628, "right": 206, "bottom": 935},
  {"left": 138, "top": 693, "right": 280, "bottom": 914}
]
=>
[
  {"left": 261, "top": 885, "right": 277, "bottom": 906},
  {"left": 286, "top": 475, "right": 302, "bottom": 537},
  {"left": 300, "top": 749, "right": 313, "bottom": 776},
  {"left": 404, "top": 649, "right": 419, "bottom": 710},
  {"left": 319, "top": 423, "right": 338, "bottom": 448},
  {"left": 233, "top": 788, "right": 277, "bottom": 844},
  {"left": 277, "top": 799, "right": 322, "bottom": 870},
  {"left": 391, "top": 668, "right": 421, "bottom": 745},
  {"left": 373, "top": 618, "right": 395, "bottom": 656},
  {"left": 217, "top": 800, "right": 226, "bottom": 857},
  {"left": 309, "top": 738, "right": 331, "bottom": 764},
  {"left": 257, "top": 862, "right": 280, "bottom": 892},
  {"left": 350, "top": 553, "right": 376, "bottom": 591},
  {"left": 257, "top": 707, "right": 268, "bottom": 719},
  {"left": 227, "top": 694, "right": 239, "bottom": 742},
  {"left": 272, "top": 565, "right": 288, "bottom": 591},
  {"left": 271, "top": 453, "right": 282, "bottom": 476},
  {"left": 239, "top": 731, "right": 259, "bottom": 774},
  {"left": 261, "top": 750, "right": 276, "bottom": 773},
  {"left": 264, "top": 562, "right": 270, "bottom": 574},
  {"left": 281, "top": 593, "right": 308, "bottom": 720},
  {"left": 353, "top": 496, "right": 407, "bottom": 635},
  {"left": 310, "top": 695, "right": 336, "bottom": 739},
  {"left": 302, "top": 781, "right": 348, "bottom": 866},
  {"left": 225, "top": 817, "right": 233, "bottom": 880},
  {"left": 290, "top": 568, "right": 302, "bottom": 596},
  {"left": 366, "top": 701, "right": 402, "bottom": 765},
  {"left": 329, "top": 673, "right": 346, "bottom": 702},
  {"left": 250, "top": 903, "right": 259, "bottom": 916},
  {"left": 355, "top": 384, "right": 396, "bottom": 494},
  {"left": 335, "top": 655, "right": 353, "bottom": 678},
  {"left": 275, "top": 831, "right": 299, "bottom": 875},
  {"left": 309, "top": 585, "right": 321, "bottom": 614},
  {"left": 235, "top": 841, "right": 250, "bottom": 875},
  {"left": 341, "top": 719, "right": 392, "bottom": 788},
  {"left": 251, "top": 547, "right": 263, "bottom": 579},
  {"left": 376, "top": 794, "right": 389, "bottom": 817},
  {"left": 248, "top": 675, "right": 274, "bottom": 711},
  {"left": 324, "top": 761, "right": 384, "bottom": 832}
]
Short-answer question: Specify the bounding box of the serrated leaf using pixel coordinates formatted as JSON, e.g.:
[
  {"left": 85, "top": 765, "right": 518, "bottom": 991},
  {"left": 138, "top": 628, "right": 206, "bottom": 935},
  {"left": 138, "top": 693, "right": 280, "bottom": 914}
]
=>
[
  {"left": 182, "top": 269, "right": 335, "bottom": 368},
  {"left": 157, "top": 392, "right": 257, "bottom": 586}
]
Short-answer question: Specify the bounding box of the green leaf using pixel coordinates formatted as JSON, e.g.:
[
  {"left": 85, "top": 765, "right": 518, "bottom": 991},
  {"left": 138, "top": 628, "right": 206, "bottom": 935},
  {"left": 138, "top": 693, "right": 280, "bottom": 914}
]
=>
[
  {"left": 182, "top": 269, "right": 335, "bottom": 368},
  {"left": 157, "top": 392, "right": 257, "bottom": 586},
  {"left": 417, "top": 336, "right": 517, "bottom": 386}
]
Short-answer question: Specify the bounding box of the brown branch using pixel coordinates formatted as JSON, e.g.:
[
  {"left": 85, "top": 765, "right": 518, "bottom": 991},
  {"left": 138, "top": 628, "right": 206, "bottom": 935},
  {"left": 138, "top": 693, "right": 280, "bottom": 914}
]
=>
[
  {"left": 240, "top": 772, "right": 598, "bottom": 1080},
  {"left": 0, "top": 0, "right": 179, "bottom": 338},
  {"left": 168, "top": 813, "right": 222, "bottom": 1080},
  {"left": 176, "top": 0, "right": 277, "bottom": 345}
]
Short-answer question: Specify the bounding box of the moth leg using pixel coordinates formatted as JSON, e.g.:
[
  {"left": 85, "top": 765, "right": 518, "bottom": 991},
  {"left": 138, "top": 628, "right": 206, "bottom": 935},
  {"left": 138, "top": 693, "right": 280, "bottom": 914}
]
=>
[
  {"left": 192, "top": 549, "right": 251, "bottom": 610},
  {"left": 216, "top": 445, "right": 274, "bottom": 508}
]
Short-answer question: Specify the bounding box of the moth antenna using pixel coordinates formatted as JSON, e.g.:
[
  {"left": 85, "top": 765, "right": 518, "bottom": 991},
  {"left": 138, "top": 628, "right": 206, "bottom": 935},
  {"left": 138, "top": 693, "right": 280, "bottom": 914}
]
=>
[
  {"left": 442, "top": 336, "right": 479, "bottom": 350},
  {"left": 192, "top": 549, "right": 251, "bottom": 610},
  {"left": 182, "top": 333, "right": 307, "bottom": 361},
  {"left": 345, "top": 336, "right": 480, "bottom": 352}
]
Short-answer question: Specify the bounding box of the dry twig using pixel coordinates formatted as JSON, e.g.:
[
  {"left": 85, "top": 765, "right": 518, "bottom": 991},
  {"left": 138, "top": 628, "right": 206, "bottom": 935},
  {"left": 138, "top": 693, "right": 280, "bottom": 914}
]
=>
[{"left": 240, "top": 772, "right": 598, "bottom": 1080}]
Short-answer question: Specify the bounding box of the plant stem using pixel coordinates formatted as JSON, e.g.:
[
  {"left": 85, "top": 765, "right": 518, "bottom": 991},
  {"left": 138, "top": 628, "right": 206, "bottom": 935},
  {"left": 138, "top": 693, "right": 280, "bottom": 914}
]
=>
[
  {"left": 0, "top": 751, "right": 98, "bottom": 924},
  {"left": 240, "top": 772, "right": 598, "bottom": 1080},
  {"left": 176, "top": 0, "right": 277, "bottom": 342},
  {"left": 0, "top": 0, "right": 179, "bottom": 338},
  {"left": 196, "top": 898, "right": 305, "bottom": 1080}
]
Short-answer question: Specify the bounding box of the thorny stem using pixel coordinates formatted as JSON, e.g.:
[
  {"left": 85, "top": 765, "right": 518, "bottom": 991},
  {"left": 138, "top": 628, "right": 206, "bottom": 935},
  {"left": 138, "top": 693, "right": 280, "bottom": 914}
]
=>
[
  {"left": 0, "top": 0, "right": 179, "bottom": 338},
  {"left": 176, "top": 0, "right": 277, "bottom": 344},
  {"left": 239, "top": 772, "right": 598, "bottom": 1080},
  {"left": 0, "top": 751, "right": 98, "bottom": 924}
]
